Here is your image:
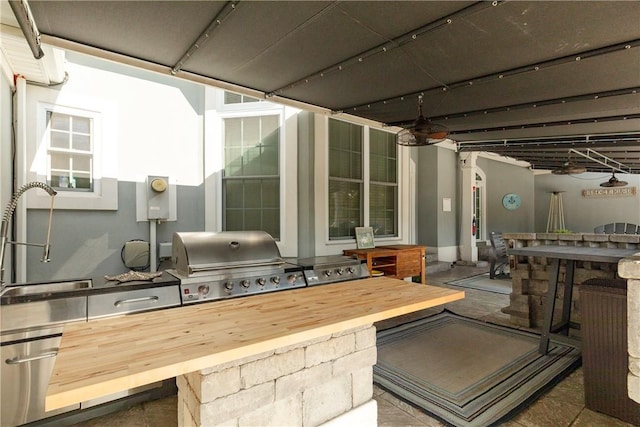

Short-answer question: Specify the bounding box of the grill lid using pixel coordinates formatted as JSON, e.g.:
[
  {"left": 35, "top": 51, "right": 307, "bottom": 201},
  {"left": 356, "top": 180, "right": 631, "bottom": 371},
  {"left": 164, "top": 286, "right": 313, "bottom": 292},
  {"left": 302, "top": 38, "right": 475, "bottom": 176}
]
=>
[{"left": 172, "top": 231, "right": 283, "bottom": 276}]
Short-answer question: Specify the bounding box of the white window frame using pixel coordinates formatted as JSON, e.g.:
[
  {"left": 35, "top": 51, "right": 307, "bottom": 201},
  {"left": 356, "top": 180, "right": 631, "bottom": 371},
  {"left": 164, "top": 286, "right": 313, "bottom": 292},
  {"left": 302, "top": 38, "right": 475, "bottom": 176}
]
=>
[
  {"left": 27, "top": 95, "right": 118, "bottom": 210},
  {"left": 475, "top": 167, "right": 487, "bottom": 242},
  {"left": 204, "top": 88, "right": 298, "bottom": 256},
  {"left": 45, "top": 110, "right": 94, "bottom": 192},
  {"left": 314, "top": 114, "right": 410, "bottom": 256}
]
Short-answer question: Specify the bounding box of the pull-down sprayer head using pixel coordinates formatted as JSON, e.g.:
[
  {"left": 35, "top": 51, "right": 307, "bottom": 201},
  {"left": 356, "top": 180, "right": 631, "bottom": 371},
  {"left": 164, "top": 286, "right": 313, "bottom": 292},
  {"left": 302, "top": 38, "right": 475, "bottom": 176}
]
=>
[{"left": 0, "top": 182, "right": 57, "bottom": 289}]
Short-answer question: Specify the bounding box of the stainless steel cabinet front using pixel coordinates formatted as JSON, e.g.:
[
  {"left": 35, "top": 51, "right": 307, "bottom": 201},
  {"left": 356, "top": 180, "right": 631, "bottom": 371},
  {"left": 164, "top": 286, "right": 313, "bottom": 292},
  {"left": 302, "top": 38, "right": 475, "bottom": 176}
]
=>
[
  {"left": 87, "top": 285, "right": 181, "bottom": 319},
  {"left": 1, "top": 336, "right": 80, "bottom": 427}
]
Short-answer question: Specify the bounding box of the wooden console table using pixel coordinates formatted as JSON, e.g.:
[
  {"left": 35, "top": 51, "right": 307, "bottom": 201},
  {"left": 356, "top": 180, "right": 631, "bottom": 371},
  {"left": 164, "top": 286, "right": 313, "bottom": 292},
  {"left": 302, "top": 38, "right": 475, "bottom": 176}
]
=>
[{"left": 343, "top": 244, "right": 426, "bottom": 283}]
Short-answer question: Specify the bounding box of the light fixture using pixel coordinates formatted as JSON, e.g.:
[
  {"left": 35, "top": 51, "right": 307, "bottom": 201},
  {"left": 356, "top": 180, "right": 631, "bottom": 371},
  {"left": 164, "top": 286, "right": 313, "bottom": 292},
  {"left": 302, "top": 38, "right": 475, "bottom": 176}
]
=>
[
  {"left": 600, "top": 172, "right": 628, "bottom": 187},
  {"left": 552, "top": 151, "right": 587, "bottom": 175},
  {"left": 551, "top": 163, "right": 586, "bottom": 175},
  {"left": 8, "top": 0, "right": 44, "bottom": 59},
  {"left": 396, "top": 95, "right": 449, "bottom": 146}
]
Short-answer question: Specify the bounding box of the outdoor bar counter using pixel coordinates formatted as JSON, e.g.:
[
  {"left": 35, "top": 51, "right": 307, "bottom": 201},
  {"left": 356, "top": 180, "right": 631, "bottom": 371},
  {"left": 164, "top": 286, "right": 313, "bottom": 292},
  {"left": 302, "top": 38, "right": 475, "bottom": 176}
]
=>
[{"left": 45, "top": 277, "right": 464, "bottom": 426}]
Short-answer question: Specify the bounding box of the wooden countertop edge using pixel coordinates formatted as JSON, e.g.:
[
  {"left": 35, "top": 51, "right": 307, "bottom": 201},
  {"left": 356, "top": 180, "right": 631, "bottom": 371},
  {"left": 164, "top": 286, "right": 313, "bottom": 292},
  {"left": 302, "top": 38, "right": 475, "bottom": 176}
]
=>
[{"left": 46, "top": 280, "right": 463, "bottom": 410}]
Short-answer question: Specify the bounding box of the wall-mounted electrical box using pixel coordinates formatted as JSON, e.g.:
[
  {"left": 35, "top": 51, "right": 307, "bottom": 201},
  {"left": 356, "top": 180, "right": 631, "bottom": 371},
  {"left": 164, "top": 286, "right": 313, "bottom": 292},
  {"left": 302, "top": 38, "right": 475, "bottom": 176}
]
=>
[
  {"left": 147, "top": 175, "right": 170, "bottom": 219},
  {"left": 135, "top": 175, "right": 177, "bottom": 222}
]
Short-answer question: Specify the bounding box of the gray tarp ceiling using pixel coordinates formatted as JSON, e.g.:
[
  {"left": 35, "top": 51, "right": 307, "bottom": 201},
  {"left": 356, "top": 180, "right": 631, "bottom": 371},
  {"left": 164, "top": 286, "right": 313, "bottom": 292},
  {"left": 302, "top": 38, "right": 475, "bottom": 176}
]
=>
[{"left": 24, "top": 1, "right": 640, "bottom": 173}]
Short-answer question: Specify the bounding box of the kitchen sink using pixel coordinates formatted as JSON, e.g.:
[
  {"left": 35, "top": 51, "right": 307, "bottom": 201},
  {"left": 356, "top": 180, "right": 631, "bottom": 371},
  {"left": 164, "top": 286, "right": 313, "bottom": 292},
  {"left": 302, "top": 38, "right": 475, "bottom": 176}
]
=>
[{"left": 1, "top": 280, "right": 93, "bottom": 297}]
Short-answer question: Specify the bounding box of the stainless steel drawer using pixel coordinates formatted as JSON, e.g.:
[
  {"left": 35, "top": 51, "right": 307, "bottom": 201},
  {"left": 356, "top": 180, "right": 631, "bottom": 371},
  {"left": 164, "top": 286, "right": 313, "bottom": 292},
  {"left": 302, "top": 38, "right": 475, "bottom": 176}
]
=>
[
  {"left": 1, "top": 296, "right": 87, "bottom": 337},
  {"left": 88, "top": 286, "right": 181, "bottom": 319},
  {"left": 1, "top": 335, "right": 80, "bottom": 427}
]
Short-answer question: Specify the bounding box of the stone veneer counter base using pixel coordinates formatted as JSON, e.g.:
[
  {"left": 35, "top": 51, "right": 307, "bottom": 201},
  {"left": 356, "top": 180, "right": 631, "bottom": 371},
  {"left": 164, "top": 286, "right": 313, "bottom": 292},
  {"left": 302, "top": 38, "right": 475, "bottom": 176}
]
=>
[{"left": 46, "top": 277, "right": 464, "bottom": 425}]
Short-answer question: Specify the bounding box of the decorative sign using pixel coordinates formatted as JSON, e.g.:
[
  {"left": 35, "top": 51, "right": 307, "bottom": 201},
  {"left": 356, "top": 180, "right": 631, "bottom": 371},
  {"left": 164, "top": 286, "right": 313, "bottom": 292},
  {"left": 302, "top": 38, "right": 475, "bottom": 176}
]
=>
[
  {"left": 355, "top": 227, "right": 375, "bottom": 249},
  {"left": 582, "top": 187, "right": 637, "bottom": 198},
  {"left": 502, "top": 193, "right": 521, "bottom": 210}
]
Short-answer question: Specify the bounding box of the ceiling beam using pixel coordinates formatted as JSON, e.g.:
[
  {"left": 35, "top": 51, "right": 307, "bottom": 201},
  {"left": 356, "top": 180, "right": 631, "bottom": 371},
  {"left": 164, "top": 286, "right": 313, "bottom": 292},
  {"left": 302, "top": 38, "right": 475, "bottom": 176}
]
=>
[
  {"left": 171, "top": 1, "right": 239, "bottom": 75},
  {"left": 450, "top": 113, "right": 640, "bottom": 136},
  {"left": 341, "top": 39, "right": 640, "bottom": 121},
  {"left": 268, "top": 1, "right": 498, "bottom": 97}
]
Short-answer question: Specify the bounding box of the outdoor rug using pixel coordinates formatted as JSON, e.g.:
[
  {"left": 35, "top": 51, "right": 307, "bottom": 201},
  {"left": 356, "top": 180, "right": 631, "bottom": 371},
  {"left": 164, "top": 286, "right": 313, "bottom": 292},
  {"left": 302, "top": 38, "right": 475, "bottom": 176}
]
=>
[
  {"left": 446, "top": 273, "right": 511, "bottom": 294},
  {"left": 374, "top": 310, "right": 581, "bottom": 426}
]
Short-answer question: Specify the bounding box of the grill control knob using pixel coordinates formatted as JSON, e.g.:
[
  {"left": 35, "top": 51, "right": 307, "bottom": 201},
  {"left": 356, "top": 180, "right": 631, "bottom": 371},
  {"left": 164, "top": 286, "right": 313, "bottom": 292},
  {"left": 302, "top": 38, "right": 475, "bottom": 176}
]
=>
[
  {"left": 287, "top": 274, "right": 298, "bottom": 284},
  {"left": 256, "top": 277, "right": 266, "bottom": 287},
  {"left": 241, "top": 279, "right": 251, "bottom": 289},
  {"left": 198, "top": 285, "right": 210, "bottom": 296},
  {"left": 336, "top": 268, "right": 344, "bottom": 275},
  {"left": 347, "top": 267, "right": 355, "bottom": 274},
  {"left": 323, "top": 270, "right": 332, "bottom": 277},
  {"left": 271, "top": 276, "right": 281, "bottom": 285},
  {"left": 224, "top": 281, "right": 234, "bottom": 291}
]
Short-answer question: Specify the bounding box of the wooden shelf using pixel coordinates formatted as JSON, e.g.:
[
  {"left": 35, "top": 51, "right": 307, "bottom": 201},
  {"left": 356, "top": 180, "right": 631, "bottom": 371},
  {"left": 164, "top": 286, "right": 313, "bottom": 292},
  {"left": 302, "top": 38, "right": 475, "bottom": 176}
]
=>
[{"left": 343, "top": 245, "right": 426, "bottom": 284}]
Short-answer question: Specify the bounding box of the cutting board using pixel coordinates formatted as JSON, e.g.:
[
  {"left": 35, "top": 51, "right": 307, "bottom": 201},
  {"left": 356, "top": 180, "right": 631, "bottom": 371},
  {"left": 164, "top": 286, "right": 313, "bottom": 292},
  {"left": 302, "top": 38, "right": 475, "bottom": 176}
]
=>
[{"left": 46, "top": 277, "right": 464, "bottom": 410}]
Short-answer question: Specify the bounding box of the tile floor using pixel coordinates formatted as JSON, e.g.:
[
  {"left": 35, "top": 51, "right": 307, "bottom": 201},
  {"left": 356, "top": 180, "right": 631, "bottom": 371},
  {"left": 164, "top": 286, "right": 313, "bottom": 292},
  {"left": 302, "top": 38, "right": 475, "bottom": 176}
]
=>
[{"left": 71, "top": 265, "right": 636, "bottom": 427}]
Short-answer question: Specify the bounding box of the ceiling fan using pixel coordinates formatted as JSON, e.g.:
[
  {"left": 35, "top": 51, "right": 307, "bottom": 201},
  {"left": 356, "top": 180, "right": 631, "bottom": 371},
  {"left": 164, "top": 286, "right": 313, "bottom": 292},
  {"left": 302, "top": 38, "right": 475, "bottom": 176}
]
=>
[
  {"left": 600, "top": 172, "right": 628, "bottom": 187},
  {"left": 396, "top": 95, "right": 449, "bottom": 147},
  {"left": 551, "top": 162, "right": 587, "bottom": 175},
  {"left": 551, "top": 151, "right": 586, "bottom": 175}
]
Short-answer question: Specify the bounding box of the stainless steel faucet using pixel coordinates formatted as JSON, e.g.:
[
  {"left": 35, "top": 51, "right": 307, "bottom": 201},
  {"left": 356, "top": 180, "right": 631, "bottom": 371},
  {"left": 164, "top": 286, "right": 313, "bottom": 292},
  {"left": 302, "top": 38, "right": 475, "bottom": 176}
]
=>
[{"left": 0, "top": 182, "right": 57, "bottom": 289}]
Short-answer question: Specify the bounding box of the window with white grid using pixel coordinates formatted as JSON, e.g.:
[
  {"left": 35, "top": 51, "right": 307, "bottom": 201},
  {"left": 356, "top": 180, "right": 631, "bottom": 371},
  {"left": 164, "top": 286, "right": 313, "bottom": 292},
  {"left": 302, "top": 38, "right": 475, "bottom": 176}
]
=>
[
  {"left": 328, "top": 119, "right": 398, "bottom": 240},
  {"left": 46, "top": 110, "right": 94, "bottom": 191},
  {"left": 222, "top": 114, "right": 281, "bottom": 239}
]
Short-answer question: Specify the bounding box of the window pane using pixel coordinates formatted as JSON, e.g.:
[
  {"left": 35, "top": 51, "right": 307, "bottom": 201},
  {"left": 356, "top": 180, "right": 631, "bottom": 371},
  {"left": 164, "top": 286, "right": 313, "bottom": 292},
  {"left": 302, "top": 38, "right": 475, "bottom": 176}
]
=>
[
  {"left": 262, "top": 179, "right": 279, "bottom": 208},
  {"left": 370, "top": 129, "right": 396, "bottom": 184},
  {"left": 244, "top": 209, "right": 262, "bottom": 230},
  {"left": 72, "top": 116, "right": 91, "bottom": 134},
  {"left": 329, "top": 119, "right": 362, "bottom": 181},
  {"left": 50, "top": 172, "right": 70, "bottom": 189},
  {"left": 50, "top": 152, "right": 69, "bottom": 170},
  {"left": 225, "top": 209, "right": 244, "bottom": 230},
  {"left": 72, "top": 134, "right": 91, "bottom": 151},
  {"left": 223, "top": 112, "right": 280, "bottom": 238},
  {"left": 224, "top": 91, "right": 260, "bottom": 104},
  {"left": 225, "top": 180, "right": 243, "bottom": 208},
  {"left": 72, "top": 155, "right": 92, "bottom": 171},
  {"left": 224, "top": 147, "right": 243, "bottom": 177},
  {"left": 223, "top": 178, "right": 280, "bottom": 238},
  {"left": 225, "top": 119, "right": 242, "bottom": 147},
  {"left": 50, "top": 112, "right": 70, "bottom": 131},
  {"left": 244, "top": 180, "right": 262, "bottom": 208},
  {"left": 50, "top": 131, "right": 69, "bottom": 148},
  {"left": 262, "top": 209, "right": 280, "bottom": 237},
  {"left": 224, "top": 92, "right": 242, "bottom": 104},
  {"left": 223, "top": 116, "right": 279, "bottom": 177},
  {"left": 73, "top": 176, "right": 92, "bottom": 190},
  {"left": 243, "top": 146, "right": 262, "bottom": 176},
  {"left": 370, "top": 184, "right": 397, "bottom": 236},
  {"left": 329, "top": 179, "right": 361, "bottom": 239},
  {"left": 47, "top": 110, "right": 95, "bottom": 193}
]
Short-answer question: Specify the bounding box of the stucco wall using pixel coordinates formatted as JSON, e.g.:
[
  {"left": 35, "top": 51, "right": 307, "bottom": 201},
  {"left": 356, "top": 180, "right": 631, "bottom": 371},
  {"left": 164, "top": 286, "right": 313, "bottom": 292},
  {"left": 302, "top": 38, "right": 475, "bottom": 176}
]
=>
[
  {"left": 535, "top": 173, "right": 640, "bottom": 233},
  {"left": 477, "top": 157, "right": 535, "bottom": 235},
  {"left": 23, "top": 52, "right": 205, "bottom": 281}
]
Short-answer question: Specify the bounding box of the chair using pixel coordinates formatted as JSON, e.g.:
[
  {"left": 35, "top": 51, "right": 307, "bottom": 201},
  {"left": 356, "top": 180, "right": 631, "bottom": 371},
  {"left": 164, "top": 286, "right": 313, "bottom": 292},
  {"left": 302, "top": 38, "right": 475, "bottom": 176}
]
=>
[{"left": 489, "top": 232, "right": 510, "bottom": 279}]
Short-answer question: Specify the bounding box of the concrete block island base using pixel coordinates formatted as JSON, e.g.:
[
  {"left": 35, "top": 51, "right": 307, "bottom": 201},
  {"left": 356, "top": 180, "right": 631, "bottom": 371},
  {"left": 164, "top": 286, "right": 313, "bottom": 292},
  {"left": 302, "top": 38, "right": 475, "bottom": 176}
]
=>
[{"left": 46, "top": 278, "right": 464, "bottom": 426}]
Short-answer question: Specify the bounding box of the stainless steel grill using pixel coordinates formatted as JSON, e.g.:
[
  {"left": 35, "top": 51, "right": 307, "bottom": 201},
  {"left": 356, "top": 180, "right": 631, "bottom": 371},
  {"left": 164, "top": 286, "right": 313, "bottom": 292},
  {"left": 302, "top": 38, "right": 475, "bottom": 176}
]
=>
[
  {"left": 167, "top": 231, "right": 306, "bottom": 304},
  {"left": 291, "top": 255, "right": 369, "bottom": 286}
]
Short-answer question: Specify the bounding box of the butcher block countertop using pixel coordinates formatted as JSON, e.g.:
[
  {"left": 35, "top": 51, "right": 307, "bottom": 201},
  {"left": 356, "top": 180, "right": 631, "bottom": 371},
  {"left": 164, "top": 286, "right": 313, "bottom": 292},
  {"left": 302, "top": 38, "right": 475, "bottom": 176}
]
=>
[{"left": 45, "top": 277, "right": 464, "bottom": 410}]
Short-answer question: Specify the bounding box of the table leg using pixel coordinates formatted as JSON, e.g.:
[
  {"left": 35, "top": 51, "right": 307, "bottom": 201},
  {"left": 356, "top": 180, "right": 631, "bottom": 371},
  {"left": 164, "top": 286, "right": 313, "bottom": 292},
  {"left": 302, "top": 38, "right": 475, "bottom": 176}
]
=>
[
  {"left": 559, "top": 260, "right": 575, "bottom": 329},
  {"left": 539, "top": 258, "right": 560, "bottom": 354}
]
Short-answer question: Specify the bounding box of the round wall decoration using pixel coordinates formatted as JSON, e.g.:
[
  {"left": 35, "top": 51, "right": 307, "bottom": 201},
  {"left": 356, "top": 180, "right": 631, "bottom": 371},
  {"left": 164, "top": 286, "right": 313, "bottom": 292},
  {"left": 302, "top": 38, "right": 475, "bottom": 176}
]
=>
[{"left": 502, "top": 193, "right": 521, "bottom": 210}]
